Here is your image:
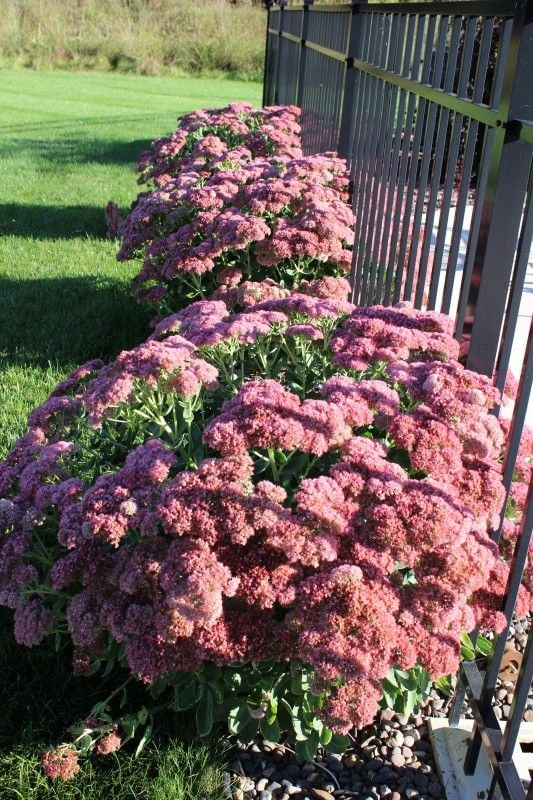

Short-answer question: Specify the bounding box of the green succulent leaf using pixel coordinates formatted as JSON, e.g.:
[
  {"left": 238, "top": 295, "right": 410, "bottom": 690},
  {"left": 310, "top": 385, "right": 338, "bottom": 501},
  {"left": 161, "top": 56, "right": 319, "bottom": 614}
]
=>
[
  {"left": 228, "top": 703, "right": 251, "bottom": 735},
  {"left": 474, "top": 635, "right": 494, "bottom": 657},
  {"left": 135, "top": 722, "right": 153, "bottom": 757},
  {"left": 260, "top": 717, "right": 281, "bottom": 744},
  {"left": 196, "top": 688, "right": 214, "bottom": 737},
  {"left": 320, "top": 726, "right": 333, "bottom": 746},
  {"left": 173, "top": 679, "right": 203, "bottom": 711}
]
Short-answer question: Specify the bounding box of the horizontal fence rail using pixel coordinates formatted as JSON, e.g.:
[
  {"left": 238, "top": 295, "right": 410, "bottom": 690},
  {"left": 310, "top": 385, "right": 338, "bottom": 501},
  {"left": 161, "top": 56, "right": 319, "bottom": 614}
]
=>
[{"left": 265, "top": 1, "right": 533, "bottom": 798}]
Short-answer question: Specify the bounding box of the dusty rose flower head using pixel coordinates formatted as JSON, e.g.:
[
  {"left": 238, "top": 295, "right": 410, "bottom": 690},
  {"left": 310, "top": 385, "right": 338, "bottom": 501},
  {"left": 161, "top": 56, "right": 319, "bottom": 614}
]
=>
[
  {"left": 95, "top": 732, "right": 122, "bottom": 755},
  {"left": 285, "top": 324, "right": 323, "bottom": 340},
  {"left": 211, "top": 278, "right": 290, "bottom": 310},
  {"left": 298, "top": 275, "right": 352, "bottom": 301},
  {"left": 82, "top": 335, "right": 218, "bottom": 425},
  {"left": 13, "top": 598, "right": 54, "bottom": 647},
  {"left": 40, "top": 746, "right": 80, "bottom": 781},
  {"left": 331, "top": 305, "right": 458, "bottom": 371},
  {"left": 203, "top": 379, "right": 352, "bottom": 457}
]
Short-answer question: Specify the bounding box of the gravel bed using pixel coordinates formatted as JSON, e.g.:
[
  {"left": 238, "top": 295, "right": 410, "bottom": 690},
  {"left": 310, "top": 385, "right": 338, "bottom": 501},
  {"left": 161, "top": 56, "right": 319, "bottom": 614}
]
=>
[
  {"left": 223, "top": 617, "right": 531, "bottom": 800},
  {"left": 225, "top": 712, "right": 444, "bottom": 800}
]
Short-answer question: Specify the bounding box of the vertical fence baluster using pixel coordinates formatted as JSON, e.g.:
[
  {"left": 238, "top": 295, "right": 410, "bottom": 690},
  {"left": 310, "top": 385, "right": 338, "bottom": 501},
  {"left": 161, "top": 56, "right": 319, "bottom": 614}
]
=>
[
  {"left": 338, "top": 4, "right": 361, "bottom": 159},
  {"left": 417, "top": 16, "right": 463, "bottom": 309},
  {"left": 383, "top": 13, "right": 423, "bottom": 305},
  {"left": 297, "top": 2, "right": 311, "bottom": 110},
  {"left": 430, "top": 14, "right": 479, "bottom": 312},
  {"left": 351, "top": 12, "right": 378, "bottom": 302},
  {"left": 402, "top": 14, "right": 448, "bottom": 303},
  {"left": 358, "top": 15, "right": 393, "bottom": 304},
  {"left": 364, "top": 12, "right": 400, "bottom": 304}
]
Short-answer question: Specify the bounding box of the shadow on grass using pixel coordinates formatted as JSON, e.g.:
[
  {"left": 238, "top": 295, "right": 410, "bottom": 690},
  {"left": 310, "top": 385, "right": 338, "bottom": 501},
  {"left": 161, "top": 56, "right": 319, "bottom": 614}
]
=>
[
  {"left": 0, "top": 112, "right": 170, "bottom": 137},
  {"left": 0, "top": 609, "right": 105, "bottom": 751},
  {"left": 0, "top": 607, "right": 229, "bottom": 800},
  {"left": 0, "top": 203, "right": 114, "bottom": 239},
  {"left": 0, "top": 609, "right": 190, "bottom": 752},
  {"left": 0, "top": 276, "right": 152, "bottom": 369},
  {"left": 0, "top": 136, "right": 153, "bottom": 167},
  {"left": 0, "top": 607, "right": 219, "bottom": 769}
]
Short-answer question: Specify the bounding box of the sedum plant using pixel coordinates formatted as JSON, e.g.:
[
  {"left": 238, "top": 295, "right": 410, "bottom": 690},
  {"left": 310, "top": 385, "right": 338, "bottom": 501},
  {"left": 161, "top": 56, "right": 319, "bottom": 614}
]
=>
[
  {"left": 119, "top": 150, "right": 355, "bottom": 309},
  {"left": 135, "top": 103, "right": 303, "bottom": 188},
  {"left": 0, "top": 297, "right": 527, "bottom": 762},
  {"left": 3, "top": 102, "right": 531, "bottom": 773},
  {"left": 115, "top": 103, "right": 354, "bottom": 310}
]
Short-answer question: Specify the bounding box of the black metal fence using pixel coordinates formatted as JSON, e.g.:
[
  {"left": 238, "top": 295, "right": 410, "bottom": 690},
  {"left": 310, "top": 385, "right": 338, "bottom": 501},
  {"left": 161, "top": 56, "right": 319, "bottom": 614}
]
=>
[{"left": 264, "top": 1, "right": 533, "bottom": 798}]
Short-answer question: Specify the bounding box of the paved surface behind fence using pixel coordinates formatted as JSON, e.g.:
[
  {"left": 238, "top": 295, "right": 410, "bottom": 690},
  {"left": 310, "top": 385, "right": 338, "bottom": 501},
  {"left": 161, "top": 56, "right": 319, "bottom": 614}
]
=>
[{"left": 425, "top": 204, "right": 532, "bottom": 424}]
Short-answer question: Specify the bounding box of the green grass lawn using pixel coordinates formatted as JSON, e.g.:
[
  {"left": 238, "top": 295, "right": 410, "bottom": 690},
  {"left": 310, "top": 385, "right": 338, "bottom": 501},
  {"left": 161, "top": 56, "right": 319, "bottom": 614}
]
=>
[
  {"left": 0, "top": 68, "right": 261, "bottom": 459},
  {"left": 0, "top": 68, "right": 261, "bottom": 799}
]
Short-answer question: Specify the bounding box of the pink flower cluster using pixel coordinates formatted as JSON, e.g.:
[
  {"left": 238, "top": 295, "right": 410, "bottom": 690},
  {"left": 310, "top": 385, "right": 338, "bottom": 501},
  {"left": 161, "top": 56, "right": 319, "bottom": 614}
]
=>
[
  {"left": 136, "top": 103, "right": 303, "bottom": 186},
  {"left": 330, "top": 303, "right": 459, "bottom": 369},
  {"left": 203, "top": 379, "right": 352, "bottom": 456},
  {"left": 82, "top": 334, "right": 219, "bottom": 425},
  {"left": 148, "top": 293, "right": 351, "bottom": 348},
  {"left": 1, "top": 283, "right": 527, "bottom": 735},
  {"left": 95, "top": 731, "right": 122, "bottom": 756},
  {"left": 116, "top": 104, "right": 353, "bottom": 310},
  {"left": 40, "top": 746, "right": 80, "bottom": 781}
]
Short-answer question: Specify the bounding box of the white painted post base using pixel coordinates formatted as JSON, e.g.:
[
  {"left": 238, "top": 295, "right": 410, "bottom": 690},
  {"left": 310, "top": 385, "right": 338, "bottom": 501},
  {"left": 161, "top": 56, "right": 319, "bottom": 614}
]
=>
[{"left": 428, "top": 719, "right": 533, "bottom": 800}]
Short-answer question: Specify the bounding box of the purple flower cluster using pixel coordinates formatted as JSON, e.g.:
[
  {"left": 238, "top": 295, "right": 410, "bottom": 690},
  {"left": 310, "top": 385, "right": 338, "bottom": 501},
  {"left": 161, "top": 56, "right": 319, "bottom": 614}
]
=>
[
  {"left": 136, "top": 103, "right": 302, "bottom": 186},
  {"left": 115, "top": 104, "right": 353, "bottom": 310},
  {"left": 82, "top": 335, "right": 218, "bottom": 425},
  {"left": 1, "top": 285, "right": 527, "bottom": 737}
]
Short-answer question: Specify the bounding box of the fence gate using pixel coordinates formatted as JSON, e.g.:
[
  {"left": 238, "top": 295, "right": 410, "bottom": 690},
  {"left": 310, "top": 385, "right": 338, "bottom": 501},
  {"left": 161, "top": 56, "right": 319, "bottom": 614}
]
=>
[{"left": 265, "top": 1, "right": 533, "bottom": 798}]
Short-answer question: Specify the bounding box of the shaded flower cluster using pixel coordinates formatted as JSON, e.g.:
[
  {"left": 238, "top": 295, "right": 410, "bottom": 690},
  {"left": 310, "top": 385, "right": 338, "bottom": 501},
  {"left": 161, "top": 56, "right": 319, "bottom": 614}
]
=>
[{"left": 40, "top": 746, "right": 80, "bottom": 781}]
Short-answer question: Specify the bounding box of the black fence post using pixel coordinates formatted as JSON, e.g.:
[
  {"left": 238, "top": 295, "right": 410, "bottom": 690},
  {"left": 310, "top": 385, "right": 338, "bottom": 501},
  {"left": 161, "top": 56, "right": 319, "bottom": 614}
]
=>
[
  {"left": 337, "top": 1, "right": 364, "bottom": 159},
  {"left": 462, "top": 0, "right": 533, "bottom": 376},
  {"left": 296, "top": 1, "right": 312, "bottom": 109},
  {"left": 273, "top": 1, "right": 286, "bottom": 105},
  {"left": 263, "top": 2, "right": 281, "bottom": 107},
  {"left": 262, "top": 2, "right": 272, "bottom": 107}
]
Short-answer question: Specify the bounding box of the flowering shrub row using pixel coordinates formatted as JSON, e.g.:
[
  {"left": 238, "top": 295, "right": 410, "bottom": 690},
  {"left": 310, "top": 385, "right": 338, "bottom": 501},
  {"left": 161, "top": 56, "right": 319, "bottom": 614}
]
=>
[
  {"left": 115, "top": 103, "right": 355, "bottom": 311},
  {"left": 2, "top": 104, "right": 530, "bottom": 774}
]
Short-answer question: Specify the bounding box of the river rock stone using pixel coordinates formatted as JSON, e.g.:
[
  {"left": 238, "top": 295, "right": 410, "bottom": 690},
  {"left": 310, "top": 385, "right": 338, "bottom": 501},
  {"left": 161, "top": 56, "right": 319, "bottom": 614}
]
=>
[{"left": 310, "top": 790, "right": 335, "bottom": 800}]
